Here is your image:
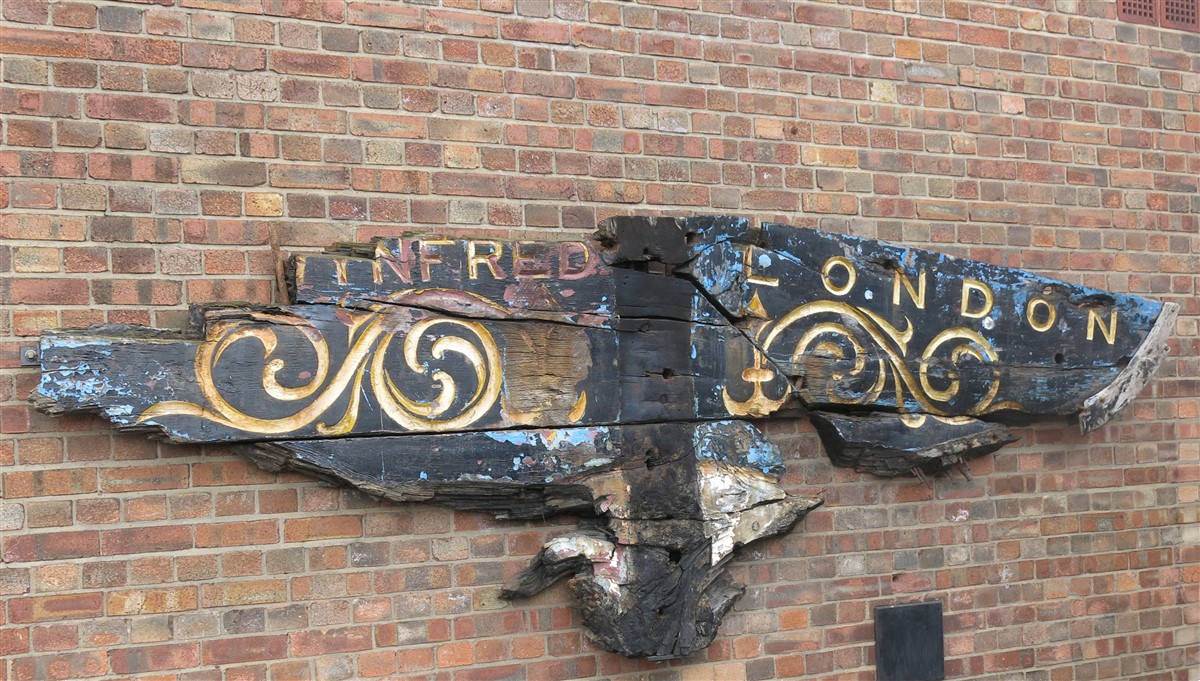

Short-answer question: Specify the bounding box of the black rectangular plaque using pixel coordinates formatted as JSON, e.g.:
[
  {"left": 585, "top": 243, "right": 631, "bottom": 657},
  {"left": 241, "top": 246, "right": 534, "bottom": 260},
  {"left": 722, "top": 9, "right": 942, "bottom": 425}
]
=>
[{"left": 875, "top": 600, "right": 944, "bottom": 681}]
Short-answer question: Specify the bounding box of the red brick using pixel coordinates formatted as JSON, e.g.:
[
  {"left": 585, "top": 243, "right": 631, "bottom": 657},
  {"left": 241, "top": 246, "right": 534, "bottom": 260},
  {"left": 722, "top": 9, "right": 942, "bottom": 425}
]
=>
[
  {"left": 84, "top": 95, "right": 175, "bottom": 123},
  {"left": 908, "top": 17, "right": 958, "bottom": 40},
  {"left": 268, "top": 164, "right": 350, "bottom": 189},
  {"left": 290, "top": 626, "right": 372, "bottom": 656},
  {"left": 89, "top": 216, "right": 181, "bottom": 242},
  {"left": 352, "top": 57, "right": 430, "bottom": 85},
  {"left": 201, "top": 635, "right": 288, "bottom": 665},
  {"left": 108, "top": 643, "right": 200, "bottom": 674},
  {"left": 0, "top": 627, "right": 31, "bottom": 655},
  {"left": 802, "top": 192, "right": 858, "bottom": 214},
  {"left": 0, "top": 151, "right": 87, "bottom": 179},
  {"left": 506, "top": 176, "right": 576, "bottom": 200},
  {"left": 743, "top": 190, "right": 799, "bottom": 211},
  {"left": 88, "top": 154, "right": 179, "bottom": 183},
  {"left": 91, "top": 279, "right": 182, "bottom": 306},
  {"left": 284, "top": 516, "right": 363, "bottom": 542},
  {"left": 426, "top": 9, "right": 497, "bottom": 37},
  {"left": 0, "top": 27, "right": 87, "bottom": 58},
  {"left": 577, "top": 180, "right": 645, "bottom": 204},
  {"left": 8, "top": 593, "right": 103, "bottom": 623},
  {"left": 270, "top": 50, "right": 351, "bottom": 78},
  {"left": 107, "top": 587, "right": 198, "bottom": 616},
  {"left": 3, "top": 469, "right": 96, "bottom": 497},
  {"left": 195, "top": 520, "right": 279, "bottom": 548},
  {"left": 348, "top": 3, "right": 422, "bottom": 29},
  {"left": 52, "top": 3, "right": 97, "bottom": 29},
  {"left": 87, "top": 35, "right": 179, "bottom": 65},
  {"left": 101, "top": 526, "right": 192, "bottom": 555},
  {"left": 200, "top": 579, "right": 287, "bottom": 607},
  {"left": 3, "top": 531, "right": 99, "bottom": 562},
  {"left": 10, "top": 651, "right": 107, "bottom": 680},
  {"left": 7, "top": 278, "right": 89, "bottom": 305}
]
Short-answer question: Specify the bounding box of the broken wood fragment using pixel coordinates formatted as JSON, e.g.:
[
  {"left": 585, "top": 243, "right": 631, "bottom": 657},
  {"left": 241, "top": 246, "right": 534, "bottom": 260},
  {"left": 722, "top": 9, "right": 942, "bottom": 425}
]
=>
[{"left": 810, "top": 411, "right": 1016, "bottom": 478}]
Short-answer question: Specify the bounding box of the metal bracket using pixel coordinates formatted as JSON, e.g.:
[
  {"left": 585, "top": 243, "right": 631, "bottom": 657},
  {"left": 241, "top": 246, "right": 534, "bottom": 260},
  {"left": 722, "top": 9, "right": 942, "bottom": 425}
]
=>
[{"left": 18, "top": 344, "right": 39, "bottom": 367}]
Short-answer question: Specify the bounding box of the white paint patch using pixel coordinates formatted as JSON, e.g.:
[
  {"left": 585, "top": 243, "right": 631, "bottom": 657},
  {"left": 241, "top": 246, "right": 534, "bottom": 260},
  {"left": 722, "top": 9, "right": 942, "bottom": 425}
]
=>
[
  {"left": 839, "top": 555, "right": 866, "bottom": 576},
  {"left": 983, "top": 316, "right": 995, "bottom": 330},
  {"left": 864, "top": 290, "right": 874, "bottom": 300},
  {"left": 950, "top": 508, "right": 969, "bottom": 522}
]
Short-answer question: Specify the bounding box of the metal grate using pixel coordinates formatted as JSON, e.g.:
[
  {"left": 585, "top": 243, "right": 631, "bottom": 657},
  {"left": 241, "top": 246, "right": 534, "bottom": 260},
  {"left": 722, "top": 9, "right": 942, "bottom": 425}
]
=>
[
  {"left": 1162, "top": 0, "right": 1199, "bottom": 30},
  {"left": 1117, "top": 0, "right": 1200, "bottom": 31},
  {"left": 1119, "top": 0, "right": 1157, "bottom": 19}
]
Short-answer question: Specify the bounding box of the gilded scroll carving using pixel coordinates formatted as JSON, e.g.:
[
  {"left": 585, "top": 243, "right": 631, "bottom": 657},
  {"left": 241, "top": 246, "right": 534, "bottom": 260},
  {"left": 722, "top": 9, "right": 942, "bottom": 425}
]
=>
[{"left": 139, "top": 307, "right": 504, "bottom": 436}]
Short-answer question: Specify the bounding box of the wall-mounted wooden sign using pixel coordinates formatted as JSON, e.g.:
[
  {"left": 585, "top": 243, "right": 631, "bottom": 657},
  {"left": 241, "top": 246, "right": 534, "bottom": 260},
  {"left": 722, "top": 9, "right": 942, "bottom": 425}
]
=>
[{"left": 33, "top": 216, "right": 1175, "bottom": 659}]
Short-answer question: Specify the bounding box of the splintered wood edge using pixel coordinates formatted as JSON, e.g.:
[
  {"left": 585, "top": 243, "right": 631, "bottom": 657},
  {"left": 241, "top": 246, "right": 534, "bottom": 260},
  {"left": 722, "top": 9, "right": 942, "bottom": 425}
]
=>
[{"left": 1078, "top": 302, "right": 1179, "bottom": 434}]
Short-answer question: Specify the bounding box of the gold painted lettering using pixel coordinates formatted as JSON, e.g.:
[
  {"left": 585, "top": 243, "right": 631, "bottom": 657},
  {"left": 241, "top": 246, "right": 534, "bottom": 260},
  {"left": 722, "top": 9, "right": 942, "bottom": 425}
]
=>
[
  {"left": 960, "top": 278, "right": 994, "bottom": 319},
  {"left": 467, "top": 240, "right": 505, "bottom": 280},
  {"left": 821, "top": 256, "right": 856, "bottom": 296},
  {"left": 892, "top": 269, "right": 927, "bottom": 309},
  {"left": 419, "top": 239, "right": 453, "bottom": 281},
  {"left": 333, "top": 259, "right": 349, "bottom": 286},
  {"left": 558, "top": 242, "right": 595, "bottom": 280},
  {"left": 512, "top": 241, "right": 550, "bottom": 280},
  {"left": 1086, "top": 308, "right": 1118, "bottom": 344},
  {"left": 1026, "top": 297, "right": 1057, "bottom": 332},
  {"left": 740, "top": 246, "right": 779, "bottom": 287},
  {"left": 370, "top": 243, "right": 386, "bottom": 284},
  {"left": 378, "top": 241, "right": 414, "bottom": 285}
]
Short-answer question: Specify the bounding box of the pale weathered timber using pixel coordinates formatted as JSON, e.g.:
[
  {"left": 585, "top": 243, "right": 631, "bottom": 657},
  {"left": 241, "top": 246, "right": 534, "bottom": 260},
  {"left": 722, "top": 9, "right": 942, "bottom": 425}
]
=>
[
  {"left": 1078, "top": 301, "right": 1179, "bottom": 433},
  {"left": 32, "top": 216, "right": 1175, "bottom": 659}
]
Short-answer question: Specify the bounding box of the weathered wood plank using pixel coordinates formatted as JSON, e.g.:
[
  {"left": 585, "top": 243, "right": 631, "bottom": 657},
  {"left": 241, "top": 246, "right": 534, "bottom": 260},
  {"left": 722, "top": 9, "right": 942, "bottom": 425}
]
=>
[
  {"left": 293, "top": 237, "right": 615, "bottom": 326},
  {"left": 684, "top": 222, "right": 1170, "bottom": 422},
  {"left": 33, "top": 303, "right": 780, "bottom": 443},
  {"left": 1078, "top": 301, "right": 1179, "bottom": 433},
  {"left": 810, "top": 411, "right": 1016, "bottom": 478},
  {"left": 35, "top": 305, "right": 613, "bottom": 442},
  {"left": 241, "top": 420, "right": 789, "bottom": 517}
]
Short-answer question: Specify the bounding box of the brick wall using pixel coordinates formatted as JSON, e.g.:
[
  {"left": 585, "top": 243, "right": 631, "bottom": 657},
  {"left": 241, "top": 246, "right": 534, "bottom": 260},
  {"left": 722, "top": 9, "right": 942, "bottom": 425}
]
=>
[{"left": 1, "top": 1, "right": 1197, "bottom": 680}]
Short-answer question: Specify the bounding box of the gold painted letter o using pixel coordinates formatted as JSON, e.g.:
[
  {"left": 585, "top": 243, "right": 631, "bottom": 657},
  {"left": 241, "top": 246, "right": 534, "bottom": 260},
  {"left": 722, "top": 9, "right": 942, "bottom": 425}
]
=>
[
  {"left": 821, "top": 256, "right": 856, "bottom": 296},
  {"left": 1026, "top": 297, "right": 1057, "bottom": 332}
]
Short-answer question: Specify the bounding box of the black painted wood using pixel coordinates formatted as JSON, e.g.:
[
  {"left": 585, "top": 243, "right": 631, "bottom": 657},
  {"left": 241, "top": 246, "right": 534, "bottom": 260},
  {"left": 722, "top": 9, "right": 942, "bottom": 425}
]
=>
[
  {"left": 810, "top": 411, "right": 1016, "bottom": 478},
  {"left": 35, "top": 304, "right": 779, "bottom": 444},
  {"left": 293, "top": 237, "right": 616, "bottom": 326},
  {"left": 32, "top": 215, "right": 1175, "bottom": 659},
  {"left": 684, "top": 222, "right": 1170, "bottom": 419}
]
